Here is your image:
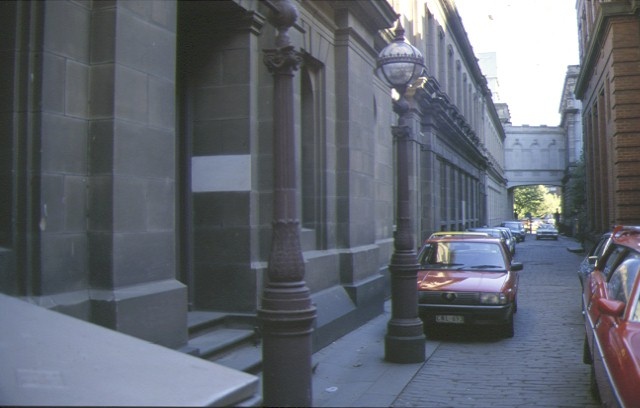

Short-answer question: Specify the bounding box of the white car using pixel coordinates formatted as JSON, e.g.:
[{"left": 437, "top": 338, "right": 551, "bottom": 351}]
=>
[{"left": 536, "top": 224, "right": 558, "bottom": 240}]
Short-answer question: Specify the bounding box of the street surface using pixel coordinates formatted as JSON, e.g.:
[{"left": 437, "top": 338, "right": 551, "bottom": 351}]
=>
[{"left": 393, "top": 234, "right": 600, "bottom": 407}]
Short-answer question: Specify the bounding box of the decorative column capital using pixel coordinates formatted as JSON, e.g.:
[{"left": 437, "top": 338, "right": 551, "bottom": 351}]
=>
[
  {"left": 392, "top": 125, "right": 411, "bottom": 140},
  {"left": 263, "top": 46, "right": 302, "bottom": 75}
]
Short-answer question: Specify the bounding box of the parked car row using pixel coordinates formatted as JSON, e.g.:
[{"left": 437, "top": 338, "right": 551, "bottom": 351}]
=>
[
  {"left": 501, "top": 221, "right": 527, "bottom": 242},
  {"left": 416, "top": 227, "right": 524, "bottom": 339},
  {"left": 467, "top": 227, "right": 516, "bottom": 257},
  {"left": 580, "top": 225, "right": 640, "bottom": 408}
]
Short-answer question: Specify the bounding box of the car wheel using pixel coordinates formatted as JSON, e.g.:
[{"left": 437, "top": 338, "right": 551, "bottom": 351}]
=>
[
  {"left": 503, "top": 314, "right": 514, "bottom": 338},
  {"left": 590, "top": 363, "right": 600, "bottom": 401},
  {"left": 536, "top": 236, "right": 539, "bottom": 240},
  {"left": 582, "top": 335, "right": 592, "bottom": 365}
]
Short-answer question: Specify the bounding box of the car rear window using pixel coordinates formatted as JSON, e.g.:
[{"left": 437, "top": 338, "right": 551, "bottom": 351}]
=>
[{"left": 420, "top": 241, "right": 505, "bottom": 269}]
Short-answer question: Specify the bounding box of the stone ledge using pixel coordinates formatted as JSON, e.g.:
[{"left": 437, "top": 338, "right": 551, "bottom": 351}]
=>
[{"left": 0, "top": 294, "right": 260, "bottom": 406}]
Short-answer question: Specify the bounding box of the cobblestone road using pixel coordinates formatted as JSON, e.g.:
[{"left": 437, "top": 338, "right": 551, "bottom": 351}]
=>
[{"left": 392, "top": 234, "right": 600, "bottom": 408}]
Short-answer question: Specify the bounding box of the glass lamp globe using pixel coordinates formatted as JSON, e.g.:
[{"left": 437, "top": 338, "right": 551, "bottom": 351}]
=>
[{"left": 375, "top": 21, "right": 426, "bottom": 93}]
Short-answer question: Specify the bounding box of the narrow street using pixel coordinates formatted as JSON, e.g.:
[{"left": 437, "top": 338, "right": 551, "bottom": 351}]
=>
[{"left": 393, "top": 234, "right": 600, "bottom": 407}]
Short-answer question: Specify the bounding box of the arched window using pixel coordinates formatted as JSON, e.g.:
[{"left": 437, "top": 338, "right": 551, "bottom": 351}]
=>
[{"left": 300, "top": 56, "right": 326, "bottom": 249}]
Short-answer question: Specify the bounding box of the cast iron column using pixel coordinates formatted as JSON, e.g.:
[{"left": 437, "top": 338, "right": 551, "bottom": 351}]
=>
[
  {"left": 258, "top": 0, "right": 316, "bottom": 406},
  {"left": 385, "top": 94, "right": 426, "bottom": 363}
]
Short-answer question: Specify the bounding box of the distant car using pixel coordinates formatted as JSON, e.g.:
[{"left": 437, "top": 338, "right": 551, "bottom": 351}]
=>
[
  {"left": 582, "top": 226, "right": 640, "bottom": 407},
  {"left": 468, "top": 227, "right": 514, "bottom": 257},
  {"left": 416, "top": 236, "right": 523, "bottom": 338},
  {"left": 535, "top": 223, "right": 558, "bottom": 240},
  {"left": 495, "top": 227, "right": 517, "bottom": 256},
  {"left": 501, "top": 221, "right": 526, "bottom": 242}
]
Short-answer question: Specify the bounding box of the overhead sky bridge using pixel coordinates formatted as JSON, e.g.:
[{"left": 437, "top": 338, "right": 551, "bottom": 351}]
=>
[{"left": 504, "top": 125, "right": 567, "bottom": 189}]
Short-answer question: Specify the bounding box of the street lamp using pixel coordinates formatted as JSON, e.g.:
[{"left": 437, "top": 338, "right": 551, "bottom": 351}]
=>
[
  {"left": 376, "top": 19, "right": 427, "bottom": 364},
  {"left": 259, "top": 0, "right": 316, "bottom": 406}
]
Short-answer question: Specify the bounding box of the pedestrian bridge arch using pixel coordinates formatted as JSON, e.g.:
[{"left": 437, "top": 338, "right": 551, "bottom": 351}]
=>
[{"left": 504, "top": 125, "right": 567, "bottom": 190}]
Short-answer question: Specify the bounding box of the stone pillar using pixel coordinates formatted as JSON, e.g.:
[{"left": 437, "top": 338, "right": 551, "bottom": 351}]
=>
[
  {"left": 87, "top": 0, "right": 187, "bottom": 349},
  {"left": 258, "top": 0, "right": 316, "bottom": 406}
]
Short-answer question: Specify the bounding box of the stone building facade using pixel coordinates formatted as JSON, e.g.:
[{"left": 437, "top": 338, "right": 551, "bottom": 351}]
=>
[
  {"left": 559, "top": 65, "right": 584, "bottom": 232},
  {"left": 502, "top": 64, "right": 583, "bottom": 225},
  {"left": 0, "top": 0, "right": 508, "bottom": 354},
  {"left": 503, "top": 125, "right": 567, "bottom": 190},
  {"left": 575, "top": 0, "right": 640, "bottom": 232},
  {"left": 560, "top": 65, "right": 584, "bottom": 169},
  {"left": 389, "top": 0, "right": 510, "bottom": 233}
]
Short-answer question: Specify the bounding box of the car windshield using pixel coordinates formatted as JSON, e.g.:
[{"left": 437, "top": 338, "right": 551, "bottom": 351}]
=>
[{"left": 419, "top": 241, "right": 506, "bottom": 270}]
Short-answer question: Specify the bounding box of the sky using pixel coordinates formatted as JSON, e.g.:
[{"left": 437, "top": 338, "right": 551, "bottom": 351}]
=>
[{"left": 454, "top": 0, "right": 580, "bottom": 126}]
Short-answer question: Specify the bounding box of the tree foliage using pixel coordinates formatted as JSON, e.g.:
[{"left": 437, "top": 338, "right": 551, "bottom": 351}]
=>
[
  {"left": 540, "top": 189, "right": 562, "bottom": 216},
  {"left": 514, "top": 185, "right": 545, "bottom": 218},
  {"left": 563, "top": 155, "right": 587, "bottom": 239},
  {"left": 565, "top": 156, "right": 586, "bottom": 216},
  {"left": 514, "top": 185, "right": 561, "bottom": 219}
]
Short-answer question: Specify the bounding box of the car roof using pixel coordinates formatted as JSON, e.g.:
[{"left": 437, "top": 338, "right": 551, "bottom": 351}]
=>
[{"left": 611, "top": 225, "right": 640, "bottom": 249}]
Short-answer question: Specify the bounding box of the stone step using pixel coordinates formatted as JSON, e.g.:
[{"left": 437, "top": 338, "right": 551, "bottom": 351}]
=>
[
  {"left": 210, "top": 341, "right": 262, "bottom": 374},
  {"left": 188, "top": 327, "right": 255, "bottom": 359},
  {"left": 187, "top": 311, "right": 227, "bottom": 336},
  {"left": 188, "top": 310, "right": 256, "bottom": 335},
  {"left": 186, "top": 311, "right": 262, "bottom": 374}
]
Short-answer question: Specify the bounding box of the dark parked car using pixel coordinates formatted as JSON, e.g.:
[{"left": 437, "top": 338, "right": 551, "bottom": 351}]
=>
[
  {"left": 496, "top": 227, "right": 517, "bottom": 256},
  {"left": 417, "top": 236, "right": 523, "bottom": 338},
  {"left": 535, "top": 223, "right": 558, "bottom": 240},
  {"left": 501, "top": 221, "right": 526, "bottom": 242},
  {"left": 582, "top": 225, "right": 640, "bottom": 406}
]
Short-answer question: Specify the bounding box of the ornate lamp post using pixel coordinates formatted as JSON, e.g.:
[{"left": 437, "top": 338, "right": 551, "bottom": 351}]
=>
[
  {"left": 258, "top": 0, "right": 316, "bottom": 406},
  {"left": 375, "top": 19, "right": 427, "bottom": 364}
]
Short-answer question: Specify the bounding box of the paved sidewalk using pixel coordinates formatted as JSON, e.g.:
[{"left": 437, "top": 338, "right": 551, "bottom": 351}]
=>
[{"left": 312, "top": 301, "right": 438, "bottom": 407}]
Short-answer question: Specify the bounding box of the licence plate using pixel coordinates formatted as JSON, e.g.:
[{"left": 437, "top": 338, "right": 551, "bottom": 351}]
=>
[{"left": 436, "top": 315, "right": 464, "bottom": 324}]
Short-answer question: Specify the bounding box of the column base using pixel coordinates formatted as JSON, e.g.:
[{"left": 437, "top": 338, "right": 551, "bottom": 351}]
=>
[{"left": 385, "top": 325, "right": 425, "bottom": 364}]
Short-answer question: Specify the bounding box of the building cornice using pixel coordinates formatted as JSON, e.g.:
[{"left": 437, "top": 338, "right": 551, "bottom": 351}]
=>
[
  {"left": 443, "top": 0, "right": 505, "bottom": 141},
  {"left": 575, "top": 0, "right": 640, "bottom": 98},
  {"left": 328, "top": 0, "right": 397, "bottom": 33},
  {"left": 416, "top": 78, "right": 489, "bottom": 168}
]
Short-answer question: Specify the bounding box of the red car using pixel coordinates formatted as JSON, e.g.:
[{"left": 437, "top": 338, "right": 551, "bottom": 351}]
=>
[
  {"left": 417, "top": 236, "right": 523, "bottom": 338},
  {"left": 583, "top": 225, "right": 640, "bottom": 407}
]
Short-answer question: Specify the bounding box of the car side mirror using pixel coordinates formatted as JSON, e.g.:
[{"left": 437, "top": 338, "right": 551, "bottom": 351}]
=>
[
  {"left": 511, "top": 262, "right": 523, "bottom": 271},
  {"left": 596, "top": 298, "right": 625, "bottom": 317}
]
